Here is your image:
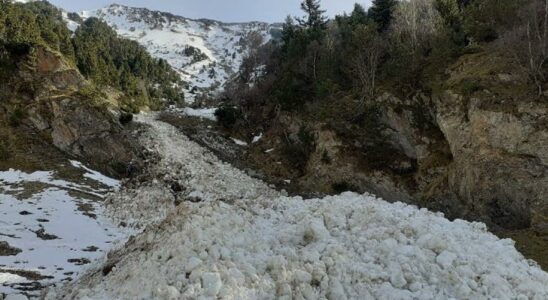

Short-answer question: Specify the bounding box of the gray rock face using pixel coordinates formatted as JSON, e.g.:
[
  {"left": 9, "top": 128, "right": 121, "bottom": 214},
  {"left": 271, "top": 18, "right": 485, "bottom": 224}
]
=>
[
  {"left": 48, "top": 99, "right": 138, "bottom": 176},
  {"left": 5, "top": 46, "right": 142, "bottom": 177},
  {"left": 435, "top": 92, "right": 548, "bottom": 231}
]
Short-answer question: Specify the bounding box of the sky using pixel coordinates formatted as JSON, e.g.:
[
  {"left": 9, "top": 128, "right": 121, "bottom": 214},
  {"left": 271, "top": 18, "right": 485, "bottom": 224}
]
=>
[{"left": 47, "top": 0, "right": 372, "bottom": 23}]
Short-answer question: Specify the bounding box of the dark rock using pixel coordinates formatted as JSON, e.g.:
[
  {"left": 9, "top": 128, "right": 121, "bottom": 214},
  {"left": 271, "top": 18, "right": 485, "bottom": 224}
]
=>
[
  {"left": 67, "top": 258, "right": 91, "bottom": 266},
  {"left": 119, "top": 112, "right": 134, "bottom": 125},
  {"left": 0, "top": 241, "right": 22, "bottom": 256},
  {"left": 33, "top": 229, "right": 59, "bottom": 240}
]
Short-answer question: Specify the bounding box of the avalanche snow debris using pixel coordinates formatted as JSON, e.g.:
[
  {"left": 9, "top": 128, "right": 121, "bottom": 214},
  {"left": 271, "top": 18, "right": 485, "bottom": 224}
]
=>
[{"left": 49, "top": 114, "right": 548, "bottom": 300}]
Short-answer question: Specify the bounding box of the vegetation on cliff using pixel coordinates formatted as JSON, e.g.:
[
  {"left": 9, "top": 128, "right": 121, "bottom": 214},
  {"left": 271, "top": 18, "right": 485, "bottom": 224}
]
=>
[
  {"left": 216, "top": 0, "right": 548, "bottom": 241},
  {"left": 0, "top": 0, "right": 183, "bottom": 112},
  {"left": 224, "top": 0, "right": 531, "bottom": 115}
]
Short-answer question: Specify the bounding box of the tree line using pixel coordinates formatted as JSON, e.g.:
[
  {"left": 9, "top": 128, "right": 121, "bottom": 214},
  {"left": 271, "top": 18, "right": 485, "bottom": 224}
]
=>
[
  {"left": 221, "top": 0, "right": 543, "bottom": 125},
  {"left": 0, "top": 0, "right": 183, "bottom": 111}
]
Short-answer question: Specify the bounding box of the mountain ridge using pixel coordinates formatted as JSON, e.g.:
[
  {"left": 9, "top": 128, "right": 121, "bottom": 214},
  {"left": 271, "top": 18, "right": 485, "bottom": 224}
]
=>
[{"left": 76, "top": 3, "right": 282, "bottom": 103}]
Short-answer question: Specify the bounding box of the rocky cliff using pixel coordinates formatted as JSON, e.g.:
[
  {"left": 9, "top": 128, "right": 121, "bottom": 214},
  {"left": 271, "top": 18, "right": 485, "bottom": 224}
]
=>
[{"left": 0, "top": 45, "right": 142, "bottom": 176}]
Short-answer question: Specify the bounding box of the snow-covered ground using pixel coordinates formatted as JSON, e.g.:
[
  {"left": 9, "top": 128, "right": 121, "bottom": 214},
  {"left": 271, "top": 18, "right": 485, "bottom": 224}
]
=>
[
  {"left": 0, "top": 163, "right": 127, "bottom": 298},
  {"left": 79, "top": 4, "right": 279, "bottom": 102},
  {"left": 47, "top": 114, "right": 548, "bottom": 300}
]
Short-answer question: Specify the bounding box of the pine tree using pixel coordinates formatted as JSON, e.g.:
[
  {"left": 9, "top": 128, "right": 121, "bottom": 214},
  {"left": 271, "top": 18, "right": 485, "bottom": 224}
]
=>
[
  {"left": 368, "top": 0, "right": 397, "bottom": 32},
  {"left": 296, "top": 0, "right": 327, "bottom": 30},
  {"left": 350, "top": 3, "right": 368, "bottom": 26},
  {"left": 282, "top": 15, "right": 296, "bottom": 44}
]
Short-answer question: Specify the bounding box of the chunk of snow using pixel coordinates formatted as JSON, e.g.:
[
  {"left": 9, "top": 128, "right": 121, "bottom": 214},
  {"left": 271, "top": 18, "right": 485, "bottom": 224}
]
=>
[
  {"left": 265, "top": 148, "right": 275, "bottom": 153},
  {"left": 181, "top": 107, "right": 217, "bottom": 121},
  {"left": 231, "top": 138, "right": 248, "bottom": 146},
  {"left": 252, "top": 133, "right": 263, "bottom": 144},
  {"left": 436, "top": 250, "right": 457, "bottom": 269},
  {"left": 201, "top": 272, "right": 222, "bottom": 296}
]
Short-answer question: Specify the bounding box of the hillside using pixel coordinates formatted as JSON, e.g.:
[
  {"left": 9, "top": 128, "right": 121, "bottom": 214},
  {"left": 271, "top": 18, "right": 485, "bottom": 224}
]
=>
[{"left": 77, "top": 4, "right": 281, "bottom": 103}]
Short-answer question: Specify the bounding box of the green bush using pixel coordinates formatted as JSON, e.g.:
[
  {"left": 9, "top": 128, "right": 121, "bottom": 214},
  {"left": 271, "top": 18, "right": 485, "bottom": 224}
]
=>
[
  {"left": 321, "top": 149, "right": 332, "bottom": 164},
  {"left": 459, "top": 80, "right": 483, "bottom": 97},
  {"left": 463, "top": 0, "right": 523, "bottom": 43},
  {"left": 282, "top": 126, "right": 317, "bottom": 173},
  {"left": 75, "top": 84, "right": 108, "bottom": 108},
  {"left": 8, "top": 108, "right": 28, "bottom": 127},
  {"left": 215, "top": 105, "right": 241, "bottom": 129}
]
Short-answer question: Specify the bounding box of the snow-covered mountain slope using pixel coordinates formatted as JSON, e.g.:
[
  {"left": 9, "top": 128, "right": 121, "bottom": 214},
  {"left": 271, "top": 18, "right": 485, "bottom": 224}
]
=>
[
  {"left": 79, "top": 4, "right": 280, "bottom": 102},
  {"left": 46, "top": 114, "right": 548, "bottom": 300}
]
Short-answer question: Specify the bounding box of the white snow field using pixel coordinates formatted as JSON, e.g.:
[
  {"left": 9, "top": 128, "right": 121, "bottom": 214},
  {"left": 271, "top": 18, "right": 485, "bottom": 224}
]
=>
[
  {"left": 0, "top": 163, "right": 127, "bottom": 297},
  {"left": 79, "top": 4, "right": 279, "bottom": 102},
  {"left": 47, "top": 114, "right": 548, "bottom": 300}
]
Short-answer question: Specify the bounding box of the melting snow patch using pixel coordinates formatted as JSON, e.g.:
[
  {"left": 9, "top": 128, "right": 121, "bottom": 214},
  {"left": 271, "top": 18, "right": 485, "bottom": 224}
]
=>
[
  {"left": 0, "top": 166, "right": 127, "bottom": 297},
  {"left": 231, "top": 138, "right": 248, "bottom": 146},
  {"left": 70, "top": 161, "right": 120, "bottom": 188}
]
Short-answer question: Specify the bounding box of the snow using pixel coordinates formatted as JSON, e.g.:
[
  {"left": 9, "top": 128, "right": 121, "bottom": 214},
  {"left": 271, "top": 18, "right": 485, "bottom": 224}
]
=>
[
  {"left": 180, "top": 107, "right": 217, "bottom": 121},
  {"left": 4, "top": 294, "right": 28, "bottom": 300},
  {"left": 0, "top": 165, "right": 127, "bottom": 297},
  {"left": 61, "top": 12, "right": 80, "bottom": 32},
  {"left": 69, "top": 160, "right": 120, "bottom": 188},
  {"left": 0, "top": 273, "right": 25, "bottom": 285},
  {"left": 49, "top": 114, "right": 548, "bottom": 300},
  {"left": 231, "top": 138, "right": 248, "bottom": 146},
  {"left": 252, "top": 132, "right": 263, "bottom": 143},
  {"left": 80, "top": 4, "right": 279, "bottom": 102}
]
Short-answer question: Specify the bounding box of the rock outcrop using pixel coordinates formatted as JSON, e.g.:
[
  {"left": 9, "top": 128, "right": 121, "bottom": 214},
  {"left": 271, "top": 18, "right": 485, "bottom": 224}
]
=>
[
  {"left": 230, "top": 51, "right": 547, "bottom": 238},
  {"left": 0, "top": 45, "right": 142, "bottom": 176}
]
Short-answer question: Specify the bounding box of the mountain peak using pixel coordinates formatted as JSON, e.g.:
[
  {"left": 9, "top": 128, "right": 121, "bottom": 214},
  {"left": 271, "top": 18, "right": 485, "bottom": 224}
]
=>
[{"left": 81, "top": 5, "right": 281, "bottom": 103}]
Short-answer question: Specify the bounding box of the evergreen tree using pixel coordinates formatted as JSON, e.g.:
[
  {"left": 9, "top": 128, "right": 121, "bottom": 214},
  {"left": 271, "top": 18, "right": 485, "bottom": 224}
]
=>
[
  {"left": 368, "top": 0, "right": 397, "bottom": 32},
  {"left": 281, "top": 15, "right": 296, "bottom": 45},
  {"left": 350, "top": 3, "right": 368, "bottom": 26},
  {"left": 296, "top": 0, "right": 327, "bottom": 30}
]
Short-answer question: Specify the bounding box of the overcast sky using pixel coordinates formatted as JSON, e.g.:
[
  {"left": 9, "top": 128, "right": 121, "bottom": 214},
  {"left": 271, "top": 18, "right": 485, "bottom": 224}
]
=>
[{"left": 47, "top": 0, "right": 372, "bottom": 23}]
